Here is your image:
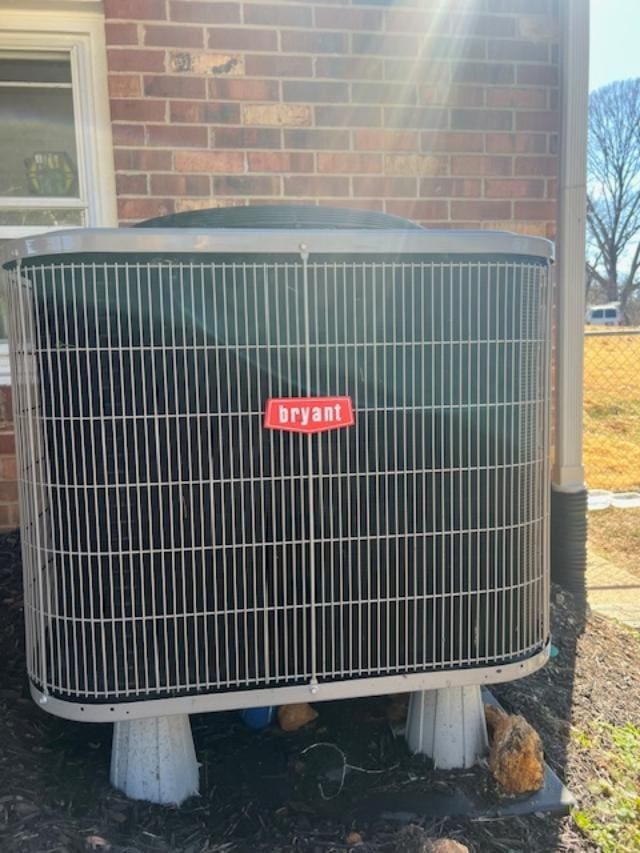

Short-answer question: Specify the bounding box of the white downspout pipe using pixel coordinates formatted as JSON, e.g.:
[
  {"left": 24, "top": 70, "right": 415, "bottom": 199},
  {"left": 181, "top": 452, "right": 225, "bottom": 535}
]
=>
[
  {"left": 554, "top": 0, "right": 589, "bottom": 490},
  {"left": 551, "top": 0, "right": 590, "bottom": 597}
]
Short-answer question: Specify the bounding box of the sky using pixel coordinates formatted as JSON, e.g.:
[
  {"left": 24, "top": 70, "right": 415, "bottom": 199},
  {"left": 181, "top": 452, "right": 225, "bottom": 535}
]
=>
[{"left": 590, "top": 0, "right": 640, "bottom": 91}]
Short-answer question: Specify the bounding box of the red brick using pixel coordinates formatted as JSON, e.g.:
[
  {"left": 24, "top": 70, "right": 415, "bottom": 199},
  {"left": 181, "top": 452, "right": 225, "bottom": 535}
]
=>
[
  {"left": 352, "top": 176, "right": 417, "bottom": 197},
  {"left": 110, "top": 98, "right": 166, "bottom": 121},
  {"left": 0, "top": 433, "right": 14, "bottom": 455},
  {"left": 118, "top": 198, "right": 175, "bottom": 221},
  {"left": 315, "top": 56, "right": 383, "bottom": 80},
  {"left": 516, "top": 64, "right": 559, "bottom": 86},
  {"left": 284, "top": 176, "right": 349, "bottom": 197},
  {"left": 354, "top": 129, "right": 419, "bottom": 152},
  {"left": 114, "top": 149, "right": 173, "bottom": 171},
  {"left": 245, "top": 55, "right": 312, "bottom": 78},
  {"left": 352, "top": 33, "right": 420, "bottom": 57},
  {"left": 451, "top": 200, "right": 511, "bottom": 219},
  {"left": 384, "top": 10, "right": 451, "bottom": 33},
  {"left": 242, "top": 104, "right": 310, "bottom": 127},
  {"left": 108, "top": 74, "right": 142, "bottom": 98},
  {"left": 451, "top": 109, "right": 512, "bottom": 131},
  {"left": 514, "top": 155, "right": 559, "bottom": 176},
  {"left": 352, "top": 82, "right": 418, "bottom": 105},
  {"left": 147, "top": 124, "right": 208, "bottom": 147},
  {"left": 169, "top": 2, "right": 240, "bottom": 24},
  {"left": 213, "top": 175, "right": 281, "bottom": 195},
  {"left": 283, "top": 80, "right": 349, "bottom": 103},
  {"left": 144, "top": 75, "right": 206, "bottom": 98},
  {"left": 144, "top": 25, "right": 204, "bottom": 48},
  {"left": 419, "top": 177, "right": 481, "bottom": 197},
  {"left": 150, "top": 174, "right": 211, "bottom": 195},
  {"left": 384, "top": 154, "right": 448, "bottom": 176},
  {"left": 116, "top": 173, "right": 148, "bottom": 194},
  {"left": 0, "top": 502, "right": 19, "bottom": 530},
  {"left": 385, "top": 200, "right": 449, "bottom": 220},
  {"left": 332, "top": 198, "right": 384, "bottom": 211},
  {"left": 383, "top": 106, "right": 448, "bottom": 130},
  {"left": 452, "top": 62, "right": 515, "bottom": 84},
  {"left": 105, "top": 22, "right": 139, "bottom": 45},
  {"left": 452, "top": 155, "right": 512, "bottom": 176},
  {"left": 486, "top": 132, "right": 547, "bottom": 154},
  {"left": 248, "top": 152, "right": 313, "bottom": 172},
  {"left": 420, "top": 85, "right": 485, "bottom": 107},
  {"left": 281, "top": 30, "right": 347, "bottom": 54},
  {"left": 0, "top": 456, "right": 17, "bottom": 481},
  {"left": 170, "top": 100, "right": 240, "bottom": 123},
  {"left": 0, "top": 387, "right": 13, "bottom": 425},
  {"left": 108, "top": 48, "right": 165, "bottom": 72},
  {"left": 318, "top": 153, "right": 382, "bottom": 174},
  {"left": 515, "top": 111, "right": 559, "bottom": 132},
  {"left": 284, "top": 129, "right": 349, "bottom": 150},
  {"left": 384, "top": 59, "right": 449, "bottom": 83},
  {"left": 214, "top": 126, "right": 282, "bottom": 148},
  {"left": 0, "top": 481, "right": 18, "bottom": 502},
  {"left": 208, "top": 27, "right": 277, "bottom": 51},
  {"left": 105, "top": 0, "right": 166, "bottom": 19},
  {"left": 315, "top": 7, "right": 383, "bottom": 29},
  {"left": 421, "top": 131, "right": 483, "bottom": 152},
  {"left": 112, "top": 124, "right": 145, "bottom": 145},
  {"left": 485, "top": 178, "right": 545, "bottom": 198},
  {"left": 315, "top": 105, "right": 382, "bottom": 128},
  {"left": 547, "top": 178, "right": 557, "bottom": 199},
  {"left": 244, "top": 4, "right": 312, "bottom": 27},
  {"left": 487, "top": 87, "right": 547, "bottom": 109},
  {"left": 175, "top": 150, "right": 245, "bottom": 172},
  {"left": 448, "top": 13, "right": 516, "bottom": 37},
  {"left": 514, "top": 200, "right": 556, "bottom": 219},
  {"left": 488, "top": 39, "right": 549, "bottom": 62},
  {"left": 208, "top": 78, "right": 279, "bottom": 101}
]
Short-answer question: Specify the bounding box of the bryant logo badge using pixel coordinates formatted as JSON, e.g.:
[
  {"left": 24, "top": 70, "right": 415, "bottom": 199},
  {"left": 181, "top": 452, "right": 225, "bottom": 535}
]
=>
[{"left": 264, "top": 397, "right": 355, "bottom": 434}]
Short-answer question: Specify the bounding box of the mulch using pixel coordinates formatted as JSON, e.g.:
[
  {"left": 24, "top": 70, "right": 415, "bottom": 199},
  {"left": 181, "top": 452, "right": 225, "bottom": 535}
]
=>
[{"left": 1, "top": 529, "right": 638, "bottom": 853}]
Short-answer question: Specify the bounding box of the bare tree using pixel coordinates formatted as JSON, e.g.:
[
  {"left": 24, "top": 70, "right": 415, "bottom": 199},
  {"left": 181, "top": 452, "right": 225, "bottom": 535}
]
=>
[{"left": 586, "top": 78, "right": 640, "bottom": 312}]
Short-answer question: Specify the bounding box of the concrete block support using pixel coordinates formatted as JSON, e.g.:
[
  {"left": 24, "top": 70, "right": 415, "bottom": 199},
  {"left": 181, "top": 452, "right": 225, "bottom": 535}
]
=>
[
  {"left": 406, "top": 686, "right": 488, "bottom": 770},
  {"left": 110, "top": 714, "right": 199, "bottom": 805}
]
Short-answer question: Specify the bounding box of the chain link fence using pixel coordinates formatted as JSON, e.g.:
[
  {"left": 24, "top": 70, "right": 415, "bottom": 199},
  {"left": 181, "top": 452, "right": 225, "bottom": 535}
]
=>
[{"left": 584, "top": 329, "right": 640, "bottom": 492}]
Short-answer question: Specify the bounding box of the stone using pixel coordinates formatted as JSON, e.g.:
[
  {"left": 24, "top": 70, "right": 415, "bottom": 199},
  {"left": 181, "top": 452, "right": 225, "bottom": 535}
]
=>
[
  {"left": 485, "top": 704, "right": 545, "bottom": 795},
  {"left": 277, "top": 703, "right": 318, "bottom": 732}
]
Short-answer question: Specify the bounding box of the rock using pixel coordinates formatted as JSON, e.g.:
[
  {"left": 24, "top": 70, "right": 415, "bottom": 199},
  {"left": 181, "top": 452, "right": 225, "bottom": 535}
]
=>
[
  {"left": 431, "top": 841, "right": 469, "bottom": 853},
  {"left": 346, "top": 830, "right": 363, "bottom": 846},
  {"left": 391, "top": 826, "right": 468, "bottom": 853},
  {"left": 278, "top": 703, "right": 318, "bottom": 732},
  {"left": 485, "top": 704, "right": 545, "bottom": 794}
]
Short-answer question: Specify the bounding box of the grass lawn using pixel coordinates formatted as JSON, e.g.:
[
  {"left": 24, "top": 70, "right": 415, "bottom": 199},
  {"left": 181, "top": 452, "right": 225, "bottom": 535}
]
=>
[
  {"left": 583, "top": 330, "right": 640, "bottom": 492},
  {"left": 589, "top": 507, "right": 640, "bottom": 578}
]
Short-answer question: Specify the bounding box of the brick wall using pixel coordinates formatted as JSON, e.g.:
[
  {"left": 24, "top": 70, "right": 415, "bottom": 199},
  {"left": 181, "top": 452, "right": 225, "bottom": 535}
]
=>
[
  {"left": 105, "top": 0, "right": 560, "bottom": 237},
  {"left": 0, "top": 387, "right": 18, "bottom": 532},
  {"left": 0, "top": 0, "right": 561, "bottom": 532}
]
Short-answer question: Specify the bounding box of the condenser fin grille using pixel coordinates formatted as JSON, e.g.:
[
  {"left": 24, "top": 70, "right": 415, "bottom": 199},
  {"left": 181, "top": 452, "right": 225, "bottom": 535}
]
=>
[{"left": 5, "top": 253, "right": 551, "bottom": 703}]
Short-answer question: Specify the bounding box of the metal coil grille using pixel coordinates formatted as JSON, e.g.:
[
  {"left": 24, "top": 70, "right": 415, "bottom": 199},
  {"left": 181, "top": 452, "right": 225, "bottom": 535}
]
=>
[{"left": 5, "top": 253, "right": 551, "bottom": 704}]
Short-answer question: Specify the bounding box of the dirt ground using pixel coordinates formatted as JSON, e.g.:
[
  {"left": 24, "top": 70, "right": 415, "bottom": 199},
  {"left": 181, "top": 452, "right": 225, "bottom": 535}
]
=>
[{"left": 1, "top": 529, "right": 638, "bottom": 853}]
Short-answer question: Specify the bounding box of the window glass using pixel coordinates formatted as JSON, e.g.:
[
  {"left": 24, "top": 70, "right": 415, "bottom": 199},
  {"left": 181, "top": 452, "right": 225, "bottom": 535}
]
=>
[{"left": 0, "top": 57, "right": 78, "bottom": 199}]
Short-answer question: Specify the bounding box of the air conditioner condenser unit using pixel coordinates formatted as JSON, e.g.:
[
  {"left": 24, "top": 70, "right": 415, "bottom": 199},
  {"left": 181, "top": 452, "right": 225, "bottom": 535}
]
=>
[{"left": 2, "top": 208, "right": 553, "bottom": 803}]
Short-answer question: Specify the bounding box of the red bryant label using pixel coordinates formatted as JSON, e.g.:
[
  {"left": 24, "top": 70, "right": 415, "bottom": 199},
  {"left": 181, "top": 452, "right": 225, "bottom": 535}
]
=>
[{"left": 264, "top": 396, "right": 355, "bottom": 434}]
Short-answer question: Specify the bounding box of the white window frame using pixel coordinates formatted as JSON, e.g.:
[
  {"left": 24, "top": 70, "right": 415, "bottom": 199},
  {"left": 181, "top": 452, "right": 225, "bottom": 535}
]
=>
[{"left": 0, "top": 5, "right": 117, "bottom": 238}]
